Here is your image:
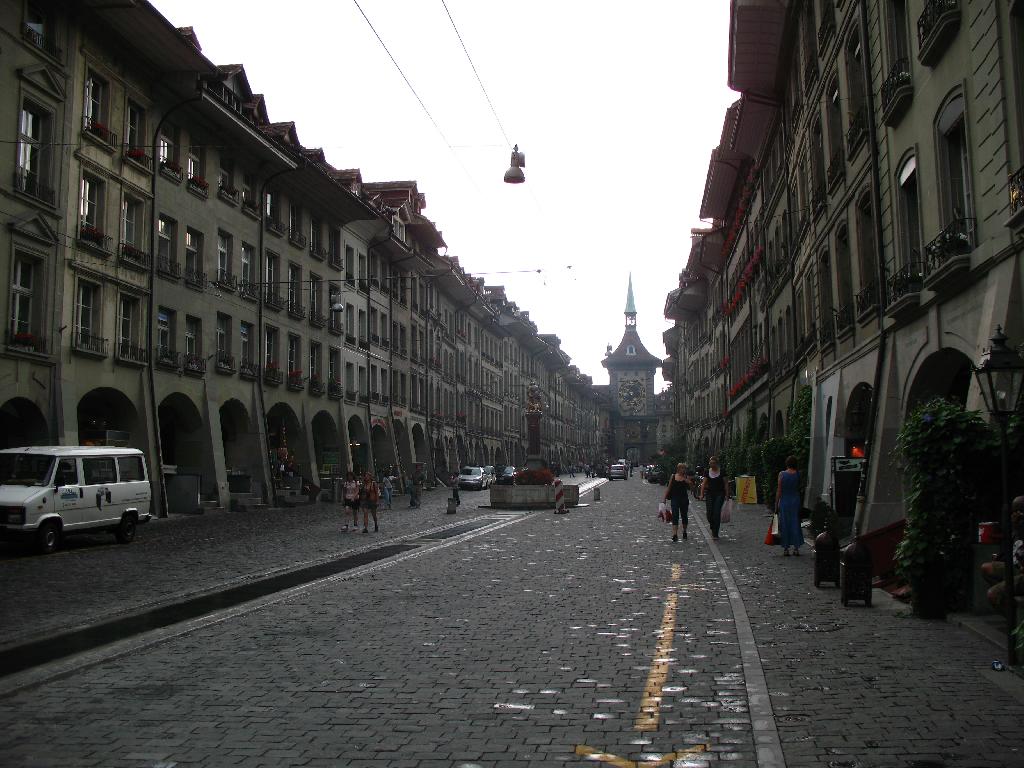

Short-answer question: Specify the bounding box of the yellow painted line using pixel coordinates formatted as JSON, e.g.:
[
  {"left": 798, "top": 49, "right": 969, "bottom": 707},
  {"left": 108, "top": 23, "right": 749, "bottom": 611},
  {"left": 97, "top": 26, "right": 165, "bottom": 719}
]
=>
[
  {"left": 573, "top": 743, "right": 706, "bottom": 767},
  {"left": 633, "top": 563, "right": 681, "bottom": 732}
]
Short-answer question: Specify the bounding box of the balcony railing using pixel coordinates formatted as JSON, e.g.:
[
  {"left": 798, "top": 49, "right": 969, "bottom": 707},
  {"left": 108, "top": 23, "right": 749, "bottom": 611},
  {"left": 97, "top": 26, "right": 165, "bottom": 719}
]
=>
[
  {"left": 78, "top": 224, "right": 110, "bottom": 252},
  {"left": 6, "top": 329, "right": 47, "bottom": 354},
  {"left": 847, "top": 109, "right": 868, "bottom": 160},
  {"left": 73, "top": 331, "right": 107, "bottom": 357},
  {"left": 855, "top": 281, "right": 879, "bottom": 317},
  {"left": 123, "top": 146, "right": 153, "bottom": 170},
  {"left": 880, "top": 58, "right": 913, "bottom": 125},
  {"left": 156, "top": 256, "right": 180, "bottom": 279},
  {"left": 185, "top": 268, "right": 207, "bottom": 289},
  {"left": 309, "top": 378, "right": 324, "bottom": 396},
  {"left": 835, "top": 304, "right": 855, "bottom": 337},
  {"left": 214, "top": 269, "right": 236, "bottom": 290},
  {"left": 923, "top": 218, "right": 975, "bottom": 289},
  {"left": 241, "top": 194, "right": 260, "bottom": 218},
  {"left": 82, "top": 116, "right": 117, "bottom": 149},
  {"left": 14, "top": 168, "right": 55, "bottom": 205},
  {"left": 183, "top": 353, "right": 206, "bottom": 376},
  {"left": 116, "top": 340, "right": 148, "bottom": 365},
  {"left": 288, "top": 228, "right": 307, "bottom": 249},
  {"left": 346, "top": 389, "right": 358, "bottom": 402},
  {"left": 803, "top": 57, "right": 819, "bottom": 90},
  {"left": 217, "top": 183, "right": 239, "bottom": 205},
  {"left": 265, "top": 217, "right": 285, "bottom": 236},
  {"left": 287, "top": 298, "right": 305, "bottom": 319},
  {"left": 287, "top": 372, "right": 304, "bottom": 391},
  {"left": 119, "top": 242, "right": 150, "bottom": 271},
  {"left": 1011, "top": 165, "right": 1024, "bottom": 223},
  {"left": 917, "top": 0, "right": 960, "bottom": 66},
  {"left": 263, "top": 366, "right": 283, "bottom": 385},
  {"left": 187, "top": 173, "right": 209, "bottom": 197},
  {"left": 265, "top": 289, "right": 285, "bottom": 310},
  {"left": 328, "top": 316, "right": 343, "bottom": 335},
  {"left": 22, "top": 23, "right": 61, "bottom": 59},
  {"left": 239, "top": 359, "right": 258, "bottom": 380},
  {"left": 215, "top": 350, "right": 236, "bottom": 373},
  {"left": 886, "top": 260, "right": 924, "bottom": 310},
  {"left": 328, "top": 381, "right": 344, "bottom": 400},
  {"left": 159, "top": 159, "right": 183, "bottom": 183},
  {"left": 826, "top": 149, "right": 845, "bottom": 191},
  {"left": 309, "top": 309, "right": 327, "bottom": 328},
  {"left": 817, "top": 10, "right": 836, "bottom": 49},
  {"left": 328, "top": 250, "right": 343, "bottom": 270},
  {"left": 156, "top": 347, "right": 180, "bottom": 370},
  {"left": 239, "top": 279, "right": 258, "bottom": 300},
  {"left": 309, "top": 244, "right": 328, "bottom": 261}
]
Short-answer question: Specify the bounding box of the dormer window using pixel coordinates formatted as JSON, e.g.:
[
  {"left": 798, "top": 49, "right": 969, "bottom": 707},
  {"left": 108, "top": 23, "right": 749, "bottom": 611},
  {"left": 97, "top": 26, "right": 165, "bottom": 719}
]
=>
[{"left": 627, "top": 345, "right": 636, "bottom": 355}]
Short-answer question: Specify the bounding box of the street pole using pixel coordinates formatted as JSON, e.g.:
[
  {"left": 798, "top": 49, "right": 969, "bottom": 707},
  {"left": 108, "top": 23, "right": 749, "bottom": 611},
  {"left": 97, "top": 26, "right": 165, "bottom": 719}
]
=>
[{"left": 999, "top": 418, "right": 1017, "bottom": 665}]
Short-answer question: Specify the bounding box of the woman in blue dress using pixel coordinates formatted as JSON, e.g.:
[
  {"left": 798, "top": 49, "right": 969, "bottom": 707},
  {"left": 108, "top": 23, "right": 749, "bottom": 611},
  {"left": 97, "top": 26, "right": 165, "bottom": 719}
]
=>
[{"left": 775, "top": 455, "right": 803, "bottom": 556}]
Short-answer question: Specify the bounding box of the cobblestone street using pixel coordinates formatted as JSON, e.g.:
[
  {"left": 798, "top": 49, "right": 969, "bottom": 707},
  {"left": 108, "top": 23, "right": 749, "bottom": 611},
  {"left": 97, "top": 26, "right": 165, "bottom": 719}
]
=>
[{"left": 1, "top": 477, "right": 1023, "bottom": 767}]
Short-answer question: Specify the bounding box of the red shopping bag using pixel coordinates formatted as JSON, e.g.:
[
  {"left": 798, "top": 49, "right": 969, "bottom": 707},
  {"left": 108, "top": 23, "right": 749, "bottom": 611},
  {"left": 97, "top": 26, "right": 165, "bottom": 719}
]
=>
[{"left": 764, "top": 513, "right": 780, "bottom": 545}]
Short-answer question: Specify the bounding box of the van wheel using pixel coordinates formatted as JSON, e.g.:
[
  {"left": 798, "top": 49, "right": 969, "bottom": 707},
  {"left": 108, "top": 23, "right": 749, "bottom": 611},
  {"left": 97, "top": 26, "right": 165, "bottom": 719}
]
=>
[
  {"left": 36, "top": 521, "right": 61, "bottom": 554},
  {"left": 115, "top": 514, "right": 137, "bottom": 544}
]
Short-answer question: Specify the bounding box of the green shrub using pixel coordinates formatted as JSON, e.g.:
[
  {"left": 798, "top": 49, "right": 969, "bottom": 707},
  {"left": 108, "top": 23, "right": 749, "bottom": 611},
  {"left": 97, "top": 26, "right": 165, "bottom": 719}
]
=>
[{"left": 759, "top": 436, "right": 792, "bottom": 508}]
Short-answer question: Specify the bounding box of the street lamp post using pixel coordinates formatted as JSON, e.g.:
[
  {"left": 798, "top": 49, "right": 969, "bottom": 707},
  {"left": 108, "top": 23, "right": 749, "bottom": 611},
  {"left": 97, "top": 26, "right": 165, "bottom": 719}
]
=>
[{"left": 973, "top": 326, "right": 1024, "bottom": 666}]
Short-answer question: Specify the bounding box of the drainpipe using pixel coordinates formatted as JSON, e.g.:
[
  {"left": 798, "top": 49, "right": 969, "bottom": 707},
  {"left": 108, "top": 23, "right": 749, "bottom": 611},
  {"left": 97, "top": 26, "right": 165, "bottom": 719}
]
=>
[
  {"left": 256, "top": 162, "right": 304, "bottom": 507},
  {"left": 147, "top": 88, "right": 203, "bottom": 518},
  {"left": 851, "top": 0, "right": 891, "bottom": 536},
  {"left": 363, "top": 223, "right": 392, "bottom": 478}
]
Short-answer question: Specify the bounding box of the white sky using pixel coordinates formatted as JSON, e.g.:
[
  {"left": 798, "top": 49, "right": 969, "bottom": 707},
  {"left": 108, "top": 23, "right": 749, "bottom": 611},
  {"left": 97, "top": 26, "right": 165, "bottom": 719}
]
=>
[{"left": 150, "top": 0, "right": 738, "bottom": 389}]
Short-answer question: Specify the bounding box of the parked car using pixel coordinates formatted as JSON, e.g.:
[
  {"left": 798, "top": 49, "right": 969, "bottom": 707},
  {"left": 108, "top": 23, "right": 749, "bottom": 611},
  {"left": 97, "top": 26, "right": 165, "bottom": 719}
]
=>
[
  {"left": 482, "top": 465, "right": 496, "bottom": 488},
  {"left": 458, "top": 466, "right": 486, "bottom": 490},
  {"left": 495, "top": 466, "right": 517, "bottom": 485},
  {"left": 646, "top": 465, "right": 668, "bottom": 484},
  {"left": 0, "top": 446, "right": 152, "bottom": 554},
  {"left": 608, "top": 463, "right": 628, "bottom": 480}
]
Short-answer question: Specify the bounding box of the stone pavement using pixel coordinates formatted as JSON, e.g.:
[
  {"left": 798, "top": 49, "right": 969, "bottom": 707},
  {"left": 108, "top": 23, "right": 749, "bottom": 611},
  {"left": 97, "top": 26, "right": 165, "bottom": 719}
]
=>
[{"left": 0, "top": 476, "right": 1023, "bottom": 767}]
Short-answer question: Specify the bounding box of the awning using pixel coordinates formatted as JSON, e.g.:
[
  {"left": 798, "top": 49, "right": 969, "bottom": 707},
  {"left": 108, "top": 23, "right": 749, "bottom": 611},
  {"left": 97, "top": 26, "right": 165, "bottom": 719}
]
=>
[
  {"left": 729, "top": 0, "right": 789, "bottom": 96},
  {"left": 700, "top": 145, "right": 747, "bottom": 220}
]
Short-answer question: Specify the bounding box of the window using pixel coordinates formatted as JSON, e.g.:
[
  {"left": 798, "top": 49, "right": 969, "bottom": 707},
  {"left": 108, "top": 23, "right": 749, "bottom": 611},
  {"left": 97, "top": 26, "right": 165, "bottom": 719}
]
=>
[
  {"left": 345, "top": 362, "right": 355, "bottom": 391},
  {"left": 345, "top": 245, "right": 355, "bottom": 281},
  {"left": 17, "top": 101, "right": 51, "bottom": 200},
  {"left": 10, "top": 256, "right": 37, "bottom": 338},
  {"left": 79, "top": 174, "right": 103, "bottom": 231},
  {"left": 358, "top": 309, "right": 367, "bottom": 340},
  {"left": 158, "top": 124, "right": 176, "bottom": 165},
  {"left": 126, "top": 101, "right": 145, "bottom": 151},
  {"left": 846, "top": 33, "right": 866, "bottom": 119},
  {"left": 83, "top": 71, "right": 107, "bottom": 134},
  {"left": 241, "top": 243, "right": 254, "bottom": 287},
  {"left": 157, "top": 308, "right": 174, "bottom": 353},
  {"left": 287, "top": 334, "right": 300, "bottom": 374},
  {"left": 185, "top": 228, "right": 202, "bottom": 275},
  {"left": 265, "top": 326, "right": 278, "bottom": 367},
  {"left": 358, "top": 251, "right": 367, "bottom": 282},
  {"left": 937, "top": 94, "right": 972, "bottom": 224},
  {"left": 887, "top": 0, "right": 910, "bottom": 63},
  {"left": 329, "top": 347, "right": 340, "bottom": 382},
  {"left": 218, "top": 156, "right": 234, "bottom": 191},
  {"left": 288, "top": 263, "right": 300, "bottom": 307},
  {"left": 118, "top": 456, "right": 145, "bottom": 482},
  {"left": 122, "top": 196, "right": 143, "bottom": 247},
  {"left": 310, "top": 342, "right": 321, "bottom": 380},
  {"left": 24, "top": 4, "right": 55, "bottom": 54},
  {"left": 241, "top": 172, "right": 255, "bottom": 208},
  {"left": 626, "top": 345, "right": 636, "bottom": 355},
  {"left": 266, "top": 251, "right": 279, "bottom": 286},
  {"left": 835, "top": 227, "right": 854, "bottom": 310},
  {"left": 54, "top": 459, "right": 78, "bottom": 487},
  {"left": 855, "top": 193, "right": 877, "bottom": 290},
  {"left": 265, "top": 189, "right": 278, "bottom": 220},
  {"left": 76, "top": 281, "right": 99, "bottom": 338},
  {"left": 185, "top": 316, "right": 201, "bottom": 356},
  {"left": 328, "top": 227, "right": 341, "bottom": 262},
  {"left": 826, "top": 80, "right": 843, "bottom": 161},
  {"left": 897, "top": 156, "right": 922, "bottom": 265},
  {"left": 118, "top": 294, "right": 140, "bottom": 349},
  {"left": 289, "top": 203, "right": 302, "bottom": 235},
  {"left": 187, "top": 143, "right": 204, "bottom": 184},
  {"left": 157, "top": 216, "right": 175, "bottom": 265},
  {"left": 216, "top": 314, "right": 231, "bottom": 358},
  {"left": 240, "top": 321, "right": 254, "bottom": 364},
  {"left": 83, "top": 457, "right": 116, "bottom": 485},
  {"left": 217, "top": 231, "right": 232, "bottom": 276},
  {"left": 310, "top": 218, "right": 322, "bottom": 252},
  {"left": 818, "top": 252, "right": 834, "bottom": 326},
  {"left": 310, "top": 275, "right": 321, "bottom": 315}
]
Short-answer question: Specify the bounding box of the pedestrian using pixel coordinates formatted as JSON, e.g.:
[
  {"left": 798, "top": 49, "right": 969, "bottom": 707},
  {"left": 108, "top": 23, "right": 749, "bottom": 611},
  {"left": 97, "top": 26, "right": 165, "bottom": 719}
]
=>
[
  {"left": 360, "top": 471, "right": 380, "bottom": 533},
  {"left": 382, "top": 473, "right": 393, "bottom": 509},
  {"left": 342, "top": 471, "right": 360, "bottom": 531},
  {"left": 410, "top": 465, "right": 424, "bottom": 508},
  {"left": 450, "top": 471, "right": 461, "bottom": 506},
  {"left": 775, "top": 455, "right": 803, "bottom": 555},
  {"left": 699, "top": 455, "right": 729, "bottom": 540},
  {"left": 664, "top": 462, "right": 694, "bottom": 542}
]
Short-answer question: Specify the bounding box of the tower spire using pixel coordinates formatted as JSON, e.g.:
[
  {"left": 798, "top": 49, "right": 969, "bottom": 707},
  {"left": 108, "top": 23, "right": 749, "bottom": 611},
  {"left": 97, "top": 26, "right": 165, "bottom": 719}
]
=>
[{"left": 624, "top": 274, "right": 637, "bottom": 327}]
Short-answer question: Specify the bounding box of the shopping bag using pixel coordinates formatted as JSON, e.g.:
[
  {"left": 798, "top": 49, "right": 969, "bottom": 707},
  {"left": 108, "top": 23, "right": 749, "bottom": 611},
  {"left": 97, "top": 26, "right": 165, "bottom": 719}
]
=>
[
  {"left": 764, "top": 513, "right": 780, "bottom": 545},
  {"left": 658, "top": 501, "right": 669, "bottom": 523},
  {"left": 721, "top": 498, "right": 733, "bottom": 524}
]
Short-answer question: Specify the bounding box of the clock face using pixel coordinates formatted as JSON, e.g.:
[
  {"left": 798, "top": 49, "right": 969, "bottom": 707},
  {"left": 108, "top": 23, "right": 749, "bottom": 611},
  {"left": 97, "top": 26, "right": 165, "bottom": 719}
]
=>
[{"left": 618, "top": 378, "right": 646, "bottom": 414}]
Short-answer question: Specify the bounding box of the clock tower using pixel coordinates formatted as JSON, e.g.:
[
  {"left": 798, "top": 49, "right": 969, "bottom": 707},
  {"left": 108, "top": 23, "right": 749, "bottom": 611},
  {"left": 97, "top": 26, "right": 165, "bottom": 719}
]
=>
[{"left": 601, "top": 275, "right": 661, "bottom": 467}]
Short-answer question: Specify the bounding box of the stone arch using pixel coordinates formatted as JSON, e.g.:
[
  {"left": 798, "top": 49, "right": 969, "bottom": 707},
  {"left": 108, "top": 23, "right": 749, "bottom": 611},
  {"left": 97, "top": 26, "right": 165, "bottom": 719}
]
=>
[
  {"left": 393, "top": 419, "right": 413, "bottom": 477},
  {"left": 311, "top": 410, "right": 342, "bottom": 479},
  {"left": 346, "top": 414, "right": 369, "bottom": 474},
  {"left": 371, "top": 422, "right": 395, "bottom": 474},
  {"left": 455, "top": 434, "right": 468, "bottom": 467},
  {"left": 0, "top": 397, "right": 48, "bottom": 448},
  {"left": 219, "top": 398, "right": 260, "bottom": 495},
  {"left": 267, "top": 401, "right": 311, "bottom": 485},
  {"left": 844, "top": 383, "right": 873, "bottom": 456},
  {"left": 494, "top": 446, "right": 506, "bottom": 466},
  {"left": 775, "top": 409, "right": 785, "bottom": 436},
  {"left": 78, "top": 387, "right": 142, "bottom": 449},
  {"left": 757, "top": 413, "right": 769, "bottom": 442},
  {"left": 411, "top": 422, "right": 428, "bottom": 464},
  {"left": 905, "top": 347, "right": 973, "bottom": 414}
]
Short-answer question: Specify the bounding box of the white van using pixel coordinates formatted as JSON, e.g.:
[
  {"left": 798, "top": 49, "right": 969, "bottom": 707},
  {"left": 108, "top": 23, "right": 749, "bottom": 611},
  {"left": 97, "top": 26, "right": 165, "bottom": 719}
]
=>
[{"left": 0, "top": 446, "right": 152, "bottom": 554}]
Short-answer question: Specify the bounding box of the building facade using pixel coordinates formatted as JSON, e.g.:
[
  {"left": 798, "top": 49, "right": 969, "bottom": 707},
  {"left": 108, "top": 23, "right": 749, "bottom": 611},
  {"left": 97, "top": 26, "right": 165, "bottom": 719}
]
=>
[
  {"left": 1, "top": 0, "right": 609, "bottom": 513},
  {"left": 664, "top": 0, "right": 1024, "bottom": 548}
]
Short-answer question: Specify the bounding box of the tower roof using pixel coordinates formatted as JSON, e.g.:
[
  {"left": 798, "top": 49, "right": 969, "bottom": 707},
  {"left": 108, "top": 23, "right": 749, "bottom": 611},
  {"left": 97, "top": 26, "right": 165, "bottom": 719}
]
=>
[
  {"left": 625, "top": 274, "right": 636, "bottom": 315},
  {"left": 602, "top": 328, "right": 662, "bottom": 369}
]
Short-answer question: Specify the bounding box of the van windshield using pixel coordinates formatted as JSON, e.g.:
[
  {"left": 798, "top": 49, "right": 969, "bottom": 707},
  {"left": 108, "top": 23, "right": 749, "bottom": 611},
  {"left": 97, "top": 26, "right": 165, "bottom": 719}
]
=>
[
  {"left": 461, "top": 467, "right": 482, "bottom": 476},
  {"left": 0, "top": 454, "right": 56, "bottom": 486}
]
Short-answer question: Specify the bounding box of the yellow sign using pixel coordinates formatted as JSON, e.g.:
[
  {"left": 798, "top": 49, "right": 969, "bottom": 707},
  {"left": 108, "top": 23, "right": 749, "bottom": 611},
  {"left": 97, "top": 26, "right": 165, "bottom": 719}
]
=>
[{"left": 736, "top": 475, "right": 758, "bottom": 505}]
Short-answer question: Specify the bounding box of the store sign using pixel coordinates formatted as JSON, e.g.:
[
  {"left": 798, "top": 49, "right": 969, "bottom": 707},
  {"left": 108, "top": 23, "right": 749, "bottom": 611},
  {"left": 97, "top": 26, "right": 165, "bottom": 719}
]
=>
[{"left": 371, "top": 416, "right": 388, "bottom": 430}]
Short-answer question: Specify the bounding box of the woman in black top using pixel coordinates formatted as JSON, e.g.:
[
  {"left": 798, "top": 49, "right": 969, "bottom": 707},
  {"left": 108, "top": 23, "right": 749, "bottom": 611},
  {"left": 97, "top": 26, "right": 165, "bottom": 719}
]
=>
[
  {"left": 664, "top": 463, "right": 694, "bottom": 542},
  {"left": 699, "top": 456, "right": 729, "bottom": 540}
]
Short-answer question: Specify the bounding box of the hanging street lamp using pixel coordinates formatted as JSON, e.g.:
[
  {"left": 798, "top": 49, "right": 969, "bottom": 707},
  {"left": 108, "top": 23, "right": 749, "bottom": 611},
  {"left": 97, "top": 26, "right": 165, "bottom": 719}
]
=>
[{"left": 504, "top": 144, "right": 525, "bottom": 184}]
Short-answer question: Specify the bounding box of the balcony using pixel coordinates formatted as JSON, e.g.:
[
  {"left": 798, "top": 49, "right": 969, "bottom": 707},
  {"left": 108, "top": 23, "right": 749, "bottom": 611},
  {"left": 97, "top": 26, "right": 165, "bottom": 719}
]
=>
[
  {"left": 82, "top": 117, "right": 117, "bottom": 150},
  {"left": 835, "top": 304, "right": 855, "bottom": 339},
  {"left": 846, "top": 107, "right": 868, "bottom": 158},
  {"left": 817, "top": 11, "right": 836, "bottom": 49},
  {"left": 328, "top": 381, "right": 343, "bottom": 400},
  {"left": 118, "top": 242, "right": 150, "bottom": 271},
  {"left": 239, "top": 359, "right": 258, "bottom": 380},
  {"left": 345, "top": 389, "right": 358, "bottom": 402},
  {"left": 287, "top": 299, "right": 305, "bottom": 320},
  {"left": 358, "top": 393, "right": 369, "bottom": 405},
  {"left": 239, "top": 280, "right": 258, "bottom": 301},
  {"left": 241, "top": 194, "right": 260, "bottom": 219},
  {"left": 78, "top": 224, "right": 111, "bottom": 254},
  {"left": 885, "top": 260, "right": 924, "bottom": 319},
  {"left": 156, "top": 347, "right": 180, "bottom": 370},
  {"left": 123, "top": 146, "right": 153, "bottom": 171},
  {"left": 380, "top": 337, "right": 391, "bottom": 350},
  {"left": 22, "top": 22, "right": 61, "bottom": 59},
  {"left": 159, "top": 159, "right": 183, "bottom": 184},
  {"left": 184, "top": 268, "right": 207, "bottom": 290},
  {"left": 309, "top": 377, "right": 325, "bottom": 396},
  {"left": 370, "top": 391, "right": 380, "bottom": 403},
  {"left": 370, "top": 333, "right": 381, "bottom": 347},
  {"left": 328, "top": 316, "right": 343, "bottom": 336},
  {"left": 328, "top": 250, "right": 343, "bottom": 270},
  {"left": 183, "top": 353, "right": 206, "bottom": 377},
  {"left": 309, "top": 243, "right": 328, "bottom": 261},
  {"left": 215, "top": 350, "right": 236, "bottom": 374},
  {"left": 818, "top": 317, "right": 836, "bottom": 347},
  {"left": 287, "top": 371, "right": 304, "bottom": 391},
  {"left": 880, "top": 58, "right": 913, "bottom": 126},
  {"left": 187, "top": 173, "right": 209, "bottom": 198},
  {"left": 116, "top": 340, "right": 148, "bottom": 366},
  {"left": 265, "top": 217, "right": 285, "bottom": 237},
  {"left": 217, "top": 182, "right": 239, "bottom": 206},
  {"left": 6, "top": 329, "right": 47, "bottom": 355},
  {"left": 826, "top": 150, "right": 845, "bottom": 191},
  {"left": 358, "top": 337, "right": 370, "bottom": 351},
  {"left": 309, "top": 309, "right": 327, "bottom": 329},
  {"left": 854, "top": 281, "right": 879, "bottom": 320},
  {"left": 923, "top": 218, "right": 974, "bottom": 291},
  {"left": 156, "top": 256, "right": 180, "bottom": 279},
  {"left": 345, "top": 333, "right": 357, "bottom": 346},
  {"left": 263, "top": 366, "right": 283, "bottom": 386},
  {"left": 214, "top": 269, "right": 236, "bottom": 291},
  {"left": 288, "top": 228, "right": 307, "bottom": 249},
  {"left": 811, "top": 184, "right": 827, "bottom": 218},
  {"left": 917, "top": 0, "right": 960, "bottom": 66},
  {"left": 265, "top": 290, "right": 285, "bottom": 311},
  {"left": 1008, "top": 165, "right": 1024, "bottom": 229},
  {"left": 14, "top": 168, "right": 55, "bottom": 206},
  {"left": 73, "top": 331, "right": 107, "bottom": 358},
  {"left": 803, "top": 57, "right": 819, "bottom": 90}
]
